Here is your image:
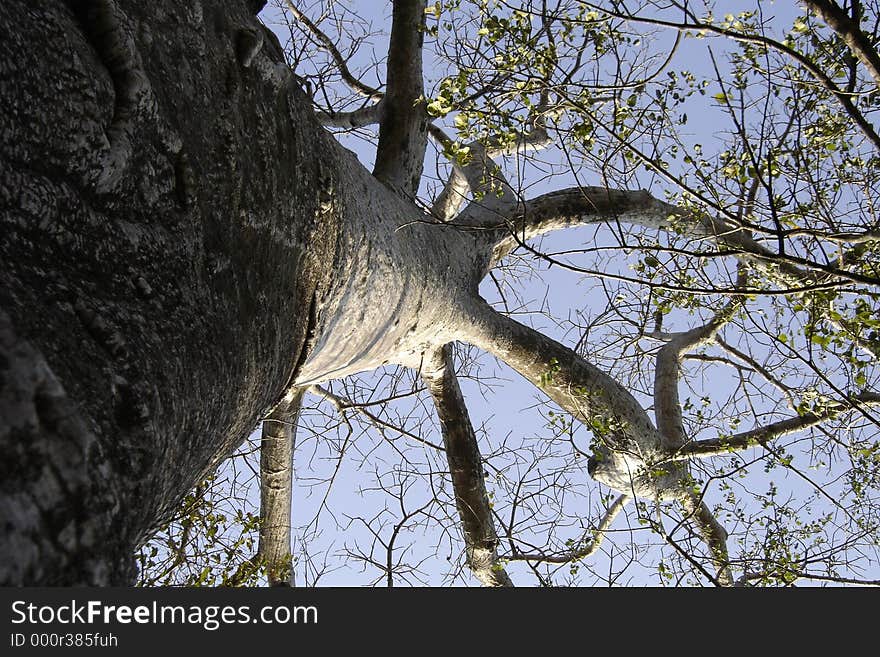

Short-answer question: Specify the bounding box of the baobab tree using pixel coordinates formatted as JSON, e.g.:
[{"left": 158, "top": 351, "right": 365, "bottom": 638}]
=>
[
  {"left": 2, "top": 0, "right": 879, "bottom": 586},
  {"left": 144, "top": 0, "right": 880, "bottom": 587}
]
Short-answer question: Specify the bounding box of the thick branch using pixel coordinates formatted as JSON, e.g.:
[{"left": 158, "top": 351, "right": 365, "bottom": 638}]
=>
[
  {"left": 464, "top": 302, "right": 658, "bottom": 447},
  {"left": 487, "top": 187, "right": 667, "bottom": 264},
  {"left": 422, "top": 345, "right": 513, "bottom": 587},
  {"left": 651, "top": 302, "right": 739, "bottom": 584},
  {"left": 653, "top": 299, "right": 742, "bottom": 451},
  {"left": 317, "top": 103, "right": 384, "bottom": 129},
  {"left": 460, "top": 302, "right": 689, "bottom": 498},
  {"left": 429, "top": 125, "right": 550, "bottom": 222},
  {"left": 805, "top": 0, "right": 880, "bottom": 90},
  {"left": 500, "top": 187, "right": 880, "bottom": 365},
  {"left": 486, "top": 186, "right": 874, "bottom": 290},
  {"left": 373, "top": 0, "right": 428, "bottom": 196},
  {"left": 428, "top": 124, "right": 521, "bottom": 222},
  {"left": 431, "top": 166, "right": 470, "bottom": 221},
  {"left": 486, "top": 126, "right": 553, "bottom": 159},
  {"left": 258, "top": 387, "right": 305, "bottom": 586},
  {"left": 680, "top": 494, "right": 733, "bottom": 586}
]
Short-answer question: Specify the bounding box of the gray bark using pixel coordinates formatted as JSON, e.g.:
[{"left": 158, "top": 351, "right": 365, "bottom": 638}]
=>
[
  {"left": 0, "top": 0, "right": 491, "bottom": 585},
  {"left": 258, "top": 387, "right": 304, "bottom": 586},
  {"left": 373, "top": 0, "right": 428, "bottom": 197},
  {"left": 0, "top": 0, "right": 339, "bottom": 584},
  {"left": 421, "top": 345, "right": 513, "bottom": 586}
]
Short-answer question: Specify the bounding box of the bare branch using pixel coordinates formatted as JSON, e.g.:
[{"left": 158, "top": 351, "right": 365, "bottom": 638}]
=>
[
  {"left": 283, "top": 0, "right": 383, "bottom": 101},
  {"left": 654, "top": 298, "right": 743, "bottom": 451},
  {"left": 679, "top": 494, "right": 734, "bottom": 586},
  {"left": 259, "top": 386, "right": 305, "bottom": 586},
  {"left": 421, "top": 344, "right": 513, "bottom": 586},
  {"left": 715, "top": 338, "right": 796, "bottom": 408},
  {"left": 508, "top": 494, "right": 630, "bottom": 563},
  {"left": 308, "top": 384, "right": 444, "bottom": 451},
  {"left": 460, "top": 301, "right": 689, "bottom": 499}
]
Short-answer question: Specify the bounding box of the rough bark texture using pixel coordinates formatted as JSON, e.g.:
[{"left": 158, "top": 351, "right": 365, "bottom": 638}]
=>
[
  {"left": 0, "top": 0, "right": 339, "bottom": 584},
  {"left": 372, "top": 0, "right": 428, "bottom": 197},
  {"left": 0, "top": 310, "right": 124, "bottom": 584}
]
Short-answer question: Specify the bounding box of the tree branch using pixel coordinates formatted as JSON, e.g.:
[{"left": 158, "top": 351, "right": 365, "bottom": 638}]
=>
[
  {"left": 258, "top": 386, "right": 305, "bottom": 586},
  {"left": 484, "top": 126, "right": 554, "bottom": 159},
  {"left": 715, "top": 337, "right": 796, "bottom": 408},
  {"left": 485, "top": 185, "right": 878, "bottom": 291},
  {"left": 679, "top": 493, "right": 734, "bottom": 586},
  {"left": 492, "top": 185, "right": 880, "bottom": 368},
  {"left": 308, "top": 384, "right": 443, "bottom": 451},
  {"left": 373, "top": 0, "right": 429, "bottom": 197},
  {"left": 507, "top": 494, "right": 630, "bottom": 563},
  {"left": 283, "top": 1, "right": 383, "bottom": 101},
  {"left": 428, "top": 124, "right": 521, "bottom": 221},
  {"left": 421, "top": 344, "right": 513, "bottom": 586},
  {"left": 805, "top": 0, "right": 880, "bottom": 90},
  {"left": 317, "top": 103, "right": 384, "bottom": 129},
  {"left": 463, "top": 302, "right": 657, "bottom": 447},
  {"left": 650, "top": 291, "right": 742, "bottom": 585},
  {"left": 672, "top": 391, "right": 880, "bottom": 460},
  {"left": 430, "top": 165, "right": 471, "bottom": 221},
  {"left": 460, "top": 301, "right": 688, "bottom": 499},
  {"left": 653, "top": 298, "right": 743, "bottom": 451},
  {"left": 486, "top": 187, "right": 666, "bottom": 264},
  {"left": 428, "top": 113, "right": 551, "bottom": 220},
  {"left": 578, "top": 2, "right": 880, "bottom": 151}
]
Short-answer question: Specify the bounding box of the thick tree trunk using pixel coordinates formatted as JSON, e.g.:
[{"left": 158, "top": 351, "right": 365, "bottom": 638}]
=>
[
  {"left": 2, "top": 0, "right": 723, "bottom": 586},
  {"left": 0, "top": 0, "right": 496, "bottom": 585},
  {"left": 0, "top": 0, "right": 342, "bottom": 584}
]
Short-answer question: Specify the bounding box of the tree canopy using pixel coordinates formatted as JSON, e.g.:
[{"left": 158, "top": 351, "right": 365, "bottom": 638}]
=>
[{"left": 132, "top": 0, "right": 880, "bottom": 587}]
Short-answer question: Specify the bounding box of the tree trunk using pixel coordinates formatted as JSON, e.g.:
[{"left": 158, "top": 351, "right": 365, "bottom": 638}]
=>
[
  {"left": 0, "top": 0, "right": 500, "bottom": 585},
  {"left": 0, "top": 0, "right": 341, "bottom": 584}
]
